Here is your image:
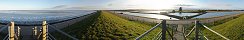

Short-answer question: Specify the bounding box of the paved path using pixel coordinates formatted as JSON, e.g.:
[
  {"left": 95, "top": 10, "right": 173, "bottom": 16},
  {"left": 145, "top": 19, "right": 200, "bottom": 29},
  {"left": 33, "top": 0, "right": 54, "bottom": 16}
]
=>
[{"left": 173, "top": 24, "right": 185, "bottom": 40}]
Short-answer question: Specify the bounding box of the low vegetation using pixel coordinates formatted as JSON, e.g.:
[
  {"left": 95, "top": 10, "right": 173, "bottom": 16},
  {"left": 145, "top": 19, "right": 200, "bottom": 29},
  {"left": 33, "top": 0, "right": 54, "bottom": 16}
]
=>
[
  {"left": 203, "top": 14, "right": 244, "bottom": 40},
  {"left": 186, "top": 14, "right": 243, "bottom": 40},
  {"left": 53, "top": 11, "right": 161, "bottom": 40}
]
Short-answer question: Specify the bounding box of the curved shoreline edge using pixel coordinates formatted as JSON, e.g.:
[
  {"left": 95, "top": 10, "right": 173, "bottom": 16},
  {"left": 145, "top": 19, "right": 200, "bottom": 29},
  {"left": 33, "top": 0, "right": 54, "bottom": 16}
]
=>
[{"left": 110, "top": 11, "right": 243, "bottom": 24}]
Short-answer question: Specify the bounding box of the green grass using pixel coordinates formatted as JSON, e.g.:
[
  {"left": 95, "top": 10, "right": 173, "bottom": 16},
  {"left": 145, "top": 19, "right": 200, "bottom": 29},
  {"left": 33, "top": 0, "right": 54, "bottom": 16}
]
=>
[
  {"left": 53, "top": 11, "right": 161, "bottom": 40},
  {"left": 203, "top": 14, "right": 244, "bottom": 40},
  {"left": 185, "top": 14, "right": 243, "bottom": 40},
  {"left": 201, "top": 14, "right": 242, "bottom": 27}
]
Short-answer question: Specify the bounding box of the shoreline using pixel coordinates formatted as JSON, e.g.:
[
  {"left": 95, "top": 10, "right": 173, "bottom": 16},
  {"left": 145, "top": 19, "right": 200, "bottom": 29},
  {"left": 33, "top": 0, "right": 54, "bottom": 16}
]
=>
[{"left": 110, "top": 11, "right": 243, "bottom": 24}]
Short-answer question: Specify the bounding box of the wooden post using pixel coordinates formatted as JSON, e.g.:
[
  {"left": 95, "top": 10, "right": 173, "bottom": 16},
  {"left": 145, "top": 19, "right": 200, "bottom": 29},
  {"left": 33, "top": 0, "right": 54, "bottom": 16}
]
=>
[
  {"left": 195, "top": 21, "right": 200, "bottom": 40},
  {"left": 17, "top": 26, "right": 20, "bottom": 37},
  {"left": 32, "top": 28, "right": 34, "bottom": 38},
  {"left": 17, "top": 26, "right": 20, "bottom": 40},
  {"left": 42, "top": 21, "right": 47, "bottom": 40},
  {"left": 9, "top": 21, "right": 15, "bottom": 40},
  {"left": 32, "top": 26, "right": 37, "bottom": 38},
  {"left": 34, "top": 27, "right": 37, "bottom": 36},
  {"left": 161, "top": 20, "right": 166, "bottom": 40}
]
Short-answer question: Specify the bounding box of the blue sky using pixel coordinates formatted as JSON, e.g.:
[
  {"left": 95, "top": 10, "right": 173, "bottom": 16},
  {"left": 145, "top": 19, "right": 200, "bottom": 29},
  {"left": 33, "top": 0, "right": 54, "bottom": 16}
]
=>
[{"left": 0, "top": 0, "right": 243, "bottom": 10}]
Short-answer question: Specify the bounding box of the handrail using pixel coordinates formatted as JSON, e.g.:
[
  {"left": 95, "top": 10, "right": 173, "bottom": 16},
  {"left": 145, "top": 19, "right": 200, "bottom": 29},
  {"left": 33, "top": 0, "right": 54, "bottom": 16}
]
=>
[
  {"left": 48, "top": 33, "right": 57, "bottom": 40},
  {"left": 48, "top": 36, "right": 53, "bottom": 40},
  {"left": 37, "top": 32, "right": 42, "bottom": 39},
  {"left": 0, "top": 23, "right": 10, "bottom": 33},
  {"left": 199, "top": 31, "right": 209, "bottom": 40},
  {"left": 0, "top": 26, "right": 8, "bottom": 33},
  {"left": 185, "top": 26, "right": 195, "bottom": 37},
  {"left": 201, "top": 24, "right": 230, "bottom": 40},
  {"left": 1, "top": 24, "right": 11, "bottom": 40},
  {"left": 48, "top": 24, "right": 79, "bottom": 40},
  {"left": 166, "top": 29, "right": 174, "bottom": 39},
  {"left": 153, "top": 31, "right": 162, "bottom": 40},
  {"left": 156, "top": 33, "right": 162, "bottom": 40},
  {"left": 3, "top": 34, "right": 9, "bottom": 40},
  {"left": 135, "top": 22, "right": 161, "bottom": 40}
]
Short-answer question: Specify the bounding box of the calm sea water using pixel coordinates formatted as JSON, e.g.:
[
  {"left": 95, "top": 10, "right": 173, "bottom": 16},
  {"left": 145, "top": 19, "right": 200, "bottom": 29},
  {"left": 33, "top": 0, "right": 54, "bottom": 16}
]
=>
[{"left": 0, "top": 10, "right": 95, "bottom": 25}]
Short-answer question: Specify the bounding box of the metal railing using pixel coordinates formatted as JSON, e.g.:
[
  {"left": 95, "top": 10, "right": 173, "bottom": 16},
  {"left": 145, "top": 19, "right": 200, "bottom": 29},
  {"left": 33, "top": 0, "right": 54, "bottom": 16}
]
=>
[
  {"left": 48, "top": 33, "right": 57, "bottom": 40},
  {"left": 185, "top": 21, "right": 230, "bottom": 40},
  {"left": 48, "top": 24, "right": 79, "bottom": 40},
  {"left": 136, "top": 20, "right": 173, "bottom": 40},
  {"left": 201, "top": 24, "right": 229, "bottom": 40},
  {"left": 3, "top": 34, "right": 9, "bottom": 40},
  {"left": 136, "top": 20, "right": 230, "bottom": 40},
  {"left": 135, "top": 22, "right": 161, "bottom": 40}
]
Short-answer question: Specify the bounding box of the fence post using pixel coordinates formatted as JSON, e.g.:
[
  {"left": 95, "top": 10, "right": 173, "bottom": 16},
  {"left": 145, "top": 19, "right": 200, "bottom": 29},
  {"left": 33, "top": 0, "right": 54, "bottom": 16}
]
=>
[
  {"left": 17, "top": 26, "right": 21, "bottom": 40},
  {"left": 195, "top": 21, "right": 200, "bottom": 40},
  {"left": 162, "top": 20, "right": 166, "bottom": 40},
  {"left": 42, "top": 21, "right": 47, "bottom": 40},
  {"left": 9, "top": 21, "right": 15, "bottom": 40}
]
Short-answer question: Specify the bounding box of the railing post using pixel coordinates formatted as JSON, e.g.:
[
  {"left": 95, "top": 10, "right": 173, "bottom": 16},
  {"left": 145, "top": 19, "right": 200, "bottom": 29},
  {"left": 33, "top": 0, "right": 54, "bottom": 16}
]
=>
[
  {"left": 9, "top": 21, "right": 15, "bottom": 40},
  {"left": 161, "top": 20, "right": 166, "bottom": 40},
  {"left": 42, "top": 21, "right": 47, "bottom": 40},
  {"left": 195, "top": 21, "right": 200, "bottom": 40},
  {"left": 17, "top": 26, "right": 21, "bottom": 40},
  {"left": 32, "top": 26, "right": 37, "bottom": 39}
]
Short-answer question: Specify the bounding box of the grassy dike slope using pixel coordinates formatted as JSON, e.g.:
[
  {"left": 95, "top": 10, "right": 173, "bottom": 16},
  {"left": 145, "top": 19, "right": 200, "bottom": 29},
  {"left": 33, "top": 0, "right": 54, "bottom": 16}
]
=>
[
  {"left": 203, "top": 14, "right": 244, "bottom": 40},
  {"left": 61, "top": 11, "right": 160, "bottom": 40}
]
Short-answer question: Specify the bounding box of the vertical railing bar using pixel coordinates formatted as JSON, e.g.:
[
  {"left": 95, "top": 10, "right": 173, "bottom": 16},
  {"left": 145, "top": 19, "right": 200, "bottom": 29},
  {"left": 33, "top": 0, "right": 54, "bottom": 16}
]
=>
[
  {"left": 161, "top": 20, "right": 166, "bottom": 40},
  {"left": 195, "top": 21, "right": 200, "bottom": 40}
]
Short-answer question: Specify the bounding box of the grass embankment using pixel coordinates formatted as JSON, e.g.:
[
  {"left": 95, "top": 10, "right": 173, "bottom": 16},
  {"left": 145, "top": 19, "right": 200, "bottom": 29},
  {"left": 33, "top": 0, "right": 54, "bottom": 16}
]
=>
[
  {"left": 203, "top": 14, "right": 244, "bottom": 40},
  {"left": 56, "top": 11, "right": 161, "bottom": 40},
  {"left": 202, "top": 14, "right": 242, "bottom": 27},
  {"left": 186, "top": 14, "right": 243, "bottom": 40}
]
